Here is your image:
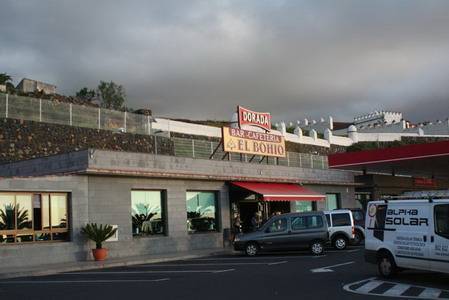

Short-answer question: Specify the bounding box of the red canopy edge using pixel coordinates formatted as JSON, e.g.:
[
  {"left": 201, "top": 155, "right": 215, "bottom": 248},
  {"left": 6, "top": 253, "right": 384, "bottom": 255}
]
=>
[{"left": 231, "top": 182, "right": 325, "bottom": 202}]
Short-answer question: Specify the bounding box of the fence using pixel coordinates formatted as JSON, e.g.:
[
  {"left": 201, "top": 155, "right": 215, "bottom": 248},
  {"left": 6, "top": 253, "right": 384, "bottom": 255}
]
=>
[
  {"left": 0, "top": 93, "right": 328, "bottom": 169},
  {"left": 172, "top": 138, "right": 328, "bottom": 169},
  {"left": 0, "top": 93, "right": 151, "bottom": 135}
]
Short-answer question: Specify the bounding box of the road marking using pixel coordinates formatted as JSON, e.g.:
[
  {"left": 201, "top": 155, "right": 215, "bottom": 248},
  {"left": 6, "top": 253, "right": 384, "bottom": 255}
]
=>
[
  {"left": 311, "top": 261, "right": 355, "bottom": 273},
  {"left": 65, "top": 269, "right": 235, "bottom": 274},
  {"left": 419, "top": 288, "right": 443, "bottom": 299},
  {"left": 354, "top": 280, "right": 384, "bottom": 293},
  {"left": 136, "top": 261, "right": 287, "bottom": 267},
  {"left": 193, "top": 255, "right": 325, "bottom": 261},
  {"left": 387, "top": 283, "right": 412, "bottom": 296},
  {"left": 0, "top": 278, "right": 170, "bottom": 284},
  {"left": 343, "top": 278, "right": 448, "bottom": 299},
  {"left": 267, "top": 261, "right": 288, "bottom": 266},
  {"left": 212, "top": 269, "right": 235, "bottom": 273}
]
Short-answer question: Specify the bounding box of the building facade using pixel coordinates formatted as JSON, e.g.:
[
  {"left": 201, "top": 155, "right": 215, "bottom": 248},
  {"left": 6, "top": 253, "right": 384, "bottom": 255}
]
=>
[
  {"left": 0, "top": 149, "right": 356, "bottom": 268},
  {"left": 16, "top": 78, "right": 57, "bottom": 95}
]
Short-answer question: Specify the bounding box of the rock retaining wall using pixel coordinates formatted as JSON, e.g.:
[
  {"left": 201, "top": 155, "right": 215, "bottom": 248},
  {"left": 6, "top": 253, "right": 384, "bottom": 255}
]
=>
[{"left": 0, "top": 118, "right": 173, "bottom": 164}]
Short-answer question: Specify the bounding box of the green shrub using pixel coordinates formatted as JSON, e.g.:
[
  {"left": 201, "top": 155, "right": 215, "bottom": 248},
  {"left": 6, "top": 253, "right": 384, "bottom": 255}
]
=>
[{"left": 81, "top": 223, "right": 117, "bottom": 249}]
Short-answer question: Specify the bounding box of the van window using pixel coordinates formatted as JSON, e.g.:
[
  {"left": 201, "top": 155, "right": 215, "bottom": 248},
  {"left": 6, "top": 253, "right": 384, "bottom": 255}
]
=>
[
  {"left": 291, "top": 217, "right": 307, "bottom": 230},
  {"left": 307, "top": 216, "right": 324, "bottom": 229},
  {"left": 325, "top": 214, "right": 331, "bottom": 226},
  {"left": 331, "top": 213, "right": 351, "bottom": 227},
  {"left": 435, "top": 204, "right": 449, "bottom": 239},
  {"left": 266, "top": 218, "right": 287, "bottom": 233},
  {"left": 291, "top": 216, "right": 324, "bottom": 231}
]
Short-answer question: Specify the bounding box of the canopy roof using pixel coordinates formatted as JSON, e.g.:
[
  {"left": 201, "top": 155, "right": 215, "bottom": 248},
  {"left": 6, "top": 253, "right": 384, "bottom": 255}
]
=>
[
  {"left": 328, "top": 140, "right": 449, "bottom": 179},
  {"left": 231, "top": 182, "right": 326, "bottom": 202}
]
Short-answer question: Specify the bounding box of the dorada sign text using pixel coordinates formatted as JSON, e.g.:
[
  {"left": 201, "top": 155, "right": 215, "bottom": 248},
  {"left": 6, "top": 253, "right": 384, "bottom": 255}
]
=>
[
  {"left": 238, "top": 106, "right": 271, "bottom": 131},
  {"left": 222, "top": 127, "right": 285, "bottom": 158}
]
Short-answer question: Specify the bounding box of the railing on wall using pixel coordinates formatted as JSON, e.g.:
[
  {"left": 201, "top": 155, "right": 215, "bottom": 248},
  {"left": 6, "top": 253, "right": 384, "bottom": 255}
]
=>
[
  {"left": 0, "top": 93, "right": 329, "bottom": 169},
  {"left": 172, "top": 138, "right": 328, "bottom": 169}
]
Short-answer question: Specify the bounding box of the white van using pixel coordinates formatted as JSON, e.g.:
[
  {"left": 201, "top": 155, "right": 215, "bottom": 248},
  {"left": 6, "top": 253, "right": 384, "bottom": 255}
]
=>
[
  {"left": 365, "top": 199, "right": 449, "bottom": 277},
  {"left": 324, "top": 209, "right": 355, "bottom": 250}
]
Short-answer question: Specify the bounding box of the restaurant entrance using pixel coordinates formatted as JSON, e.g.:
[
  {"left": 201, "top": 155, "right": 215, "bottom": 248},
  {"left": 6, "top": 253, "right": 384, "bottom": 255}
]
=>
[{"left": 229, "top": 182, "right": 325, "bottom": 233}]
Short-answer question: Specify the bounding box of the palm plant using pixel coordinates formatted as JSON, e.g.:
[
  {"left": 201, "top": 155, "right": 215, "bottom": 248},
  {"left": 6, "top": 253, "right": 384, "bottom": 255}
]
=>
[
  {"left": 81, "top": 223, "right": 117, "bottom": 249},
  {"left": 131, "top": 203, "right": 159, "bottom": 234},
  {"left": 0, "top": 204, "right": 31, "bottom": 230}
]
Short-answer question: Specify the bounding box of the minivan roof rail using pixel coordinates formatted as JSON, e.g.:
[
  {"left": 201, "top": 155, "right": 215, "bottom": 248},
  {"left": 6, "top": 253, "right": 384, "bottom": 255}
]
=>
[{"left": 379, "top": 195, "right": 448, "bottom": 202}]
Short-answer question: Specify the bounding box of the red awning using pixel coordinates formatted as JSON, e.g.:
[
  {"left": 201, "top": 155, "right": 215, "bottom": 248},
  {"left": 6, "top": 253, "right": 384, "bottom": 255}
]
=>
[{"left": 231, "top": 182, "right": 325, "bottom": 202}]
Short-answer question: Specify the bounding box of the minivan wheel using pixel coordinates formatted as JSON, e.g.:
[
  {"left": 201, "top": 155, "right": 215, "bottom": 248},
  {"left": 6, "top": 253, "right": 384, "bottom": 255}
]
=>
[
  {"left": 245, "top": 242, "right": 259, "bottom": 256},
  {"left": 378, "top": 253, "right": 397, "bottom": 278},
  {"left": 310, "top": 241, "right": 324, "bottom": 255},
  {"left": 333, "top": 236, "right": 348, "bottom": 250},
  {"left": 352, "top": 231, "right": 363, "bottom": 246}
]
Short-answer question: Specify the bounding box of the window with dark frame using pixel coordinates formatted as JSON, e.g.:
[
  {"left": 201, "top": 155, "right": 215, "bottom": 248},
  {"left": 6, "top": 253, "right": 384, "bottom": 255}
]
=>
[
  {"left": 325, "top": 193, "right": 341, "bottom": 210},
  {"left": 0, "top": 192, "right": 69, "bottom": 244},
  {"left": 186, "top": 191, "right": 219, "bottom": 233},
  {"left": 131, "top": 190, "right": 166, "bottom": 236}
]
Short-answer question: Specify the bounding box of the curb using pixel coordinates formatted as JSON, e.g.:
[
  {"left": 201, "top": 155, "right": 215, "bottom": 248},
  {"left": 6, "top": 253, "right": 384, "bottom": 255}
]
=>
[{"left": 0, "top": 249, "right": 232, "bottom": 280}]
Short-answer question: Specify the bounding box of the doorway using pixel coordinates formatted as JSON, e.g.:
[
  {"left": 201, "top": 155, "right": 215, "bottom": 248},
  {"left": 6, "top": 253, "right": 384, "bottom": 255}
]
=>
[{"left": 238, "top": 202, "right": 259, "bottom": 232}]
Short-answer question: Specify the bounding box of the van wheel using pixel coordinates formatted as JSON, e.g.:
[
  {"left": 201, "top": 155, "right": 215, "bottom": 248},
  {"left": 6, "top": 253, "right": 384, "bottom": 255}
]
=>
[
  {"left": 352, "top": 230, "right": 363, "bottom": 246},
  {"left": 245, "top": 242, "right": 259, "bottom": 256},
  {"left": 310, "top": 241, "right": 324, "bottom": 255},
  {"left": 378, "top": 252, "right": 397, "bottom": 278},
  {"left": 333, "top": 236, "right": 348, "bottom": 250}
]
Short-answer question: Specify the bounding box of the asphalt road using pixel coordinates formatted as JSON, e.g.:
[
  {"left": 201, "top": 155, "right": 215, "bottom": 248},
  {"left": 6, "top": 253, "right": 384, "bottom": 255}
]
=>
[{"left": 0, "top": 246, "right": 448, "bottom": 300}]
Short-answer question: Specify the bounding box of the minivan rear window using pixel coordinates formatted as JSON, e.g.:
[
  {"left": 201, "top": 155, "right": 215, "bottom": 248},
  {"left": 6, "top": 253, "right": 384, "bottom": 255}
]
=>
[{"left": 331, "top": 213, "right": 351, "bottom": 227}]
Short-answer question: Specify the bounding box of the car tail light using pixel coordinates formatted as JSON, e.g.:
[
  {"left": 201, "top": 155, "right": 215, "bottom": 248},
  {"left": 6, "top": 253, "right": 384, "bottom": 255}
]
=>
[{"left": 352, "top": 226, "right": 355, "bottom": 237}]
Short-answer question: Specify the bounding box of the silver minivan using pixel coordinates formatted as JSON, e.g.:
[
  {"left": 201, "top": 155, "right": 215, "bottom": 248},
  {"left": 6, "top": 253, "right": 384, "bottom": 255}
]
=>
[{"left": 233, "top": 212, "right": 329, "bottom": 256}]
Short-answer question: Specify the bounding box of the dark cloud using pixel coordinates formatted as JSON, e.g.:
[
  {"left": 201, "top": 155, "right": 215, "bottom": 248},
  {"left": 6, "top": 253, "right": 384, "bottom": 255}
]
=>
[{"left": 1, "top": 0, "right": 449, "bottom": 123}]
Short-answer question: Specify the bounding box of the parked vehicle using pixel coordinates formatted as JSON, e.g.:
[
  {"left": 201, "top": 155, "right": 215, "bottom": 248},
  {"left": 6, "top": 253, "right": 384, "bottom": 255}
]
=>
[
  {"left": 324, "top": 209, "right": 355, "bottom": 250},
  {"left": 233, "top": 212, "right": 329, "bottom": 256},
  {"left": 348, "top": 208, "right": 365, "bottom": 245},
  {"left": 365, "top": 198, "right": 449, "bottom": 278}
]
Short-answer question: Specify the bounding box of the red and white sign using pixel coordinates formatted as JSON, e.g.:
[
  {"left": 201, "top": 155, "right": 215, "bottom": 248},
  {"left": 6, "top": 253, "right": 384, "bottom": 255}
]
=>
[
  {"left": 238, "top": 106, "right": 271, "bottom": 132},
  {"left": 413, "top": 177, "right": 437, "bottom": 188}
]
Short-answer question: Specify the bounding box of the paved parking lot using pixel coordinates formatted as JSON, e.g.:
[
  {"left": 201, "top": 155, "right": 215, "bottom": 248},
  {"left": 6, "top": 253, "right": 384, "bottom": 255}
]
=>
[{"left": 0, "top": 246, "right": 448, "bottom": 300}]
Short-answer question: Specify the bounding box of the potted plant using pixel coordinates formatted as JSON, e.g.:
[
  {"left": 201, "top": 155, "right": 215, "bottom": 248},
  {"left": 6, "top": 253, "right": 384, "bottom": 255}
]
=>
[{"left": 81, "top": 223, "right": 117, "bottom": 261}]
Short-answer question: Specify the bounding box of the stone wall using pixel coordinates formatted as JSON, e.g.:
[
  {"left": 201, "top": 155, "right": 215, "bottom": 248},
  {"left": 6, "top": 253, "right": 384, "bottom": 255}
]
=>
[{"left": 0, "top": 118, "right": 173, "bottom": 164}]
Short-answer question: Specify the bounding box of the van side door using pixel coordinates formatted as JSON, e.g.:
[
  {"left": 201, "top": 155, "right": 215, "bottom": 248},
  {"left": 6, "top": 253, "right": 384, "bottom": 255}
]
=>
[
  {"left": 429, "top": 203, "right": 449, "bottom": 273},
  {"left": 289, "top": 215, "right": 325, "bottom": 248},
  {"left": 258, "top": 217, "right": 289, "bottom": 250}
]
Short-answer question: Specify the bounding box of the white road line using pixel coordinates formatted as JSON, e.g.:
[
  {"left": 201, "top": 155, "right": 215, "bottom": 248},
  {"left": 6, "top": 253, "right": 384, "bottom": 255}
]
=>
[
  {"left": 193, "top": 255, "right": 324, "bottom": 261},
  {"left": 311, "top": 261, "right": 355, "bottom": 273},
  {"left": 419, "top": 288, "right": 442, "bottom": 299},
  {"left": 387, "top": 283, "right": 412, "bottom": 296},
  {"left": 0, "top": 278, "right": 170, "bottom": 284},
  {"left": 354, "top": 280, "right": 384, "bottom": 293},
  {"left": 267, "top": 261, "right": 288, "bottom": 266},
  {"left": 136, "top": 261, "right": 287, "bottom": 267},
  {"left": 212, "top": 269, "right": 235, "bottom": 273},
  {"left": 64, "top": 269, "right": 235, "bottom": 274}
]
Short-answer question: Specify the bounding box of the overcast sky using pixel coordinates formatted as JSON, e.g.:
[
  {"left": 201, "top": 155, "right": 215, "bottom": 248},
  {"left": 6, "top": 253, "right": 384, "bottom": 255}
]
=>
[{"left": 1, "top": 1, "right": 449, "bottom": 123}]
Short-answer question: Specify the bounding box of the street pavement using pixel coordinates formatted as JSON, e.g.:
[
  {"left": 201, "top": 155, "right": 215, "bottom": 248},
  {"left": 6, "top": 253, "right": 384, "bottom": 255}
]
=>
[{"left": 0, "top": 246, "right": 448, "bottom": 300}]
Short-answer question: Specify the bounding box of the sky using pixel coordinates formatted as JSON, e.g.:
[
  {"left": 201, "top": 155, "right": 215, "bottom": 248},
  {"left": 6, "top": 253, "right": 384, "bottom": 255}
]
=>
[{"left": 1, "top": 0, "right": 449, "bottom": 123}]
